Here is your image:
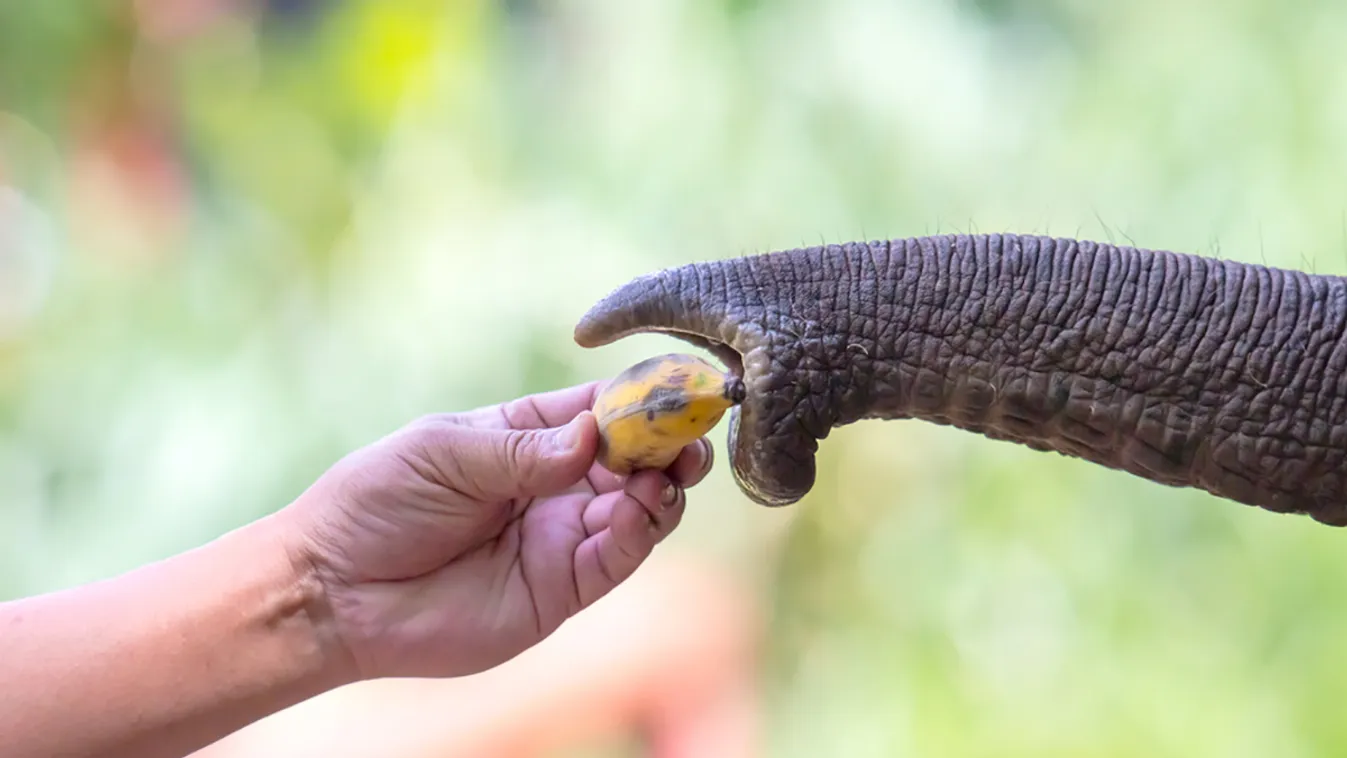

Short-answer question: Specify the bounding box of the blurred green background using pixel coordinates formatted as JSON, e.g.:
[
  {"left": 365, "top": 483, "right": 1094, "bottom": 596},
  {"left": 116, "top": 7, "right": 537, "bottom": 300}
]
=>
[{"left": 5, "top": 0, "right": 1347, "bottom": 755}]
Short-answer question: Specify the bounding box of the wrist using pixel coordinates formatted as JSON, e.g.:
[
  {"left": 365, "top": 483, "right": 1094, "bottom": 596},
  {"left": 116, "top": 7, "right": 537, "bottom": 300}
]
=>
[{"left": 253, "top": 510, "right": 363, "bottom": 692}]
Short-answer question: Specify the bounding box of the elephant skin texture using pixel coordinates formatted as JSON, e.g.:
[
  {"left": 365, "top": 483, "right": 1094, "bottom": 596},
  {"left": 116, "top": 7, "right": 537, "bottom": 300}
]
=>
[{"left": 574, "top": 233, "right": 1347, "bottom": 527}]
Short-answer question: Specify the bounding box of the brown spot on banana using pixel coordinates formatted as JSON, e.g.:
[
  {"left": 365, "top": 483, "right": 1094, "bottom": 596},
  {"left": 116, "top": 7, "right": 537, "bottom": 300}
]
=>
[{"left": 590, "top": 352, "right": 745, "bottom": 476}]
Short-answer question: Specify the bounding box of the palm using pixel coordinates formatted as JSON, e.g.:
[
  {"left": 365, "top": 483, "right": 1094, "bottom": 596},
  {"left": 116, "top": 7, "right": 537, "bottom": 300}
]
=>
[{"left": 297, "top": 381, "right": 705, "bottom": 680}]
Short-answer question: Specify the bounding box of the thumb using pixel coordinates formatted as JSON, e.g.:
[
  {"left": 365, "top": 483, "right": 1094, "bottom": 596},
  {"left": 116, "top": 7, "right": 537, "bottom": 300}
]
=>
[{"left": 426, "top": 411, "right": 599, "bottom": 502}]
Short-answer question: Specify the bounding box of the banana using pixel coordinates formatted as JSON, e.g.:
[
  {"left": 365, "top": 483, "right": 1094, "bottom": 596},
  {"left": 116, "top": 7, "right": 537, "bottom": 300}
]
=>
[{"left": 592, "top": 353, "right": 746, "bottom": 475}]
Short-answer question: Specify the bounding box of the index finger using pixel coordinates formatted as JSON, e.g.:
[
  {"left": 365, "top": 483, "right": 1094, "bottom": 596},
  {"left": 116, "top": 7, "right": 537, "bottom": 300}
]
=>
[{"left": 443, "top": 379, "right": 608, "bottom": 432}]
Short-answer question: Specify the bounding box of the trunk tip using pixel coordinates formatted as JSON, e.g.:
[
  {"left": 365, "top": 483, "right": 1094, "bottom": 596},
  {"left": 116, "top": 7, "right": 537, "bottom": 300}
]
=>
[
  {"left": 572, "top": 285, "right": 646, "bottom": 348},
  {"left": 572, "top": 270, "right": 688, "bottom": 348},
  {"left": 572, "top": 307, "right": 610, "bottom": 348}
]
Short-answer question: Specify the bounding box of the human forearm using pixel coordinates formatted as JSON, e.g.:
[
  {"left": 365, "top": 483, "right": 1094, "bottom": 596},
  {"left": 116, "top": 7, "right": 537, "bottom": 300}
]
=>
[{"left": 0, "top": 512, "right": 352, "bottom": 758}]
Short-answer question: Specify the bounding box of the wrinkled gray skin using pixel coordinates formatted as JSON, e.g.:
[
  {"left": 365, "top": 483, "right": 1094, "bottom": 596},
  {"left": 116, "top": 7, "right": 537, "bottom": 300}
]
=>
[{"left": 574, "top": 233, "right": 1347, "bottom": 527}]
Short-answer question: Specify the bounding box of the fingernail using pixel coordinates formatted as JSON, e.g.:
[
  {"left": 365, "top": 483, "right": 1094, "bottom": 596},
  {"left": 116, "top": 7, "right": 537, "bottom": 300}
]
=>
[
  {"left": 554, "top": 414, "right": 585, "bottom": 453},
  {"left": 697, "top": 438, "right": 714, "bottom": 473},
  {"left": 660, "top": 481, "right": 679, "bottom": 510}
]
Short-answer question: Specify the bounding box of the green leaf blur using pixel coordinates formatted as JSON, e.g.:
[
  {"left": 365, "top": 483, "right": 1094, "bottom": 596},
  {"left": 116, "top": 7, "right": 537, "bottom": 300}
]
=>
[{"left": 3, "top": 0, "right": 1346, "bottom": 755}]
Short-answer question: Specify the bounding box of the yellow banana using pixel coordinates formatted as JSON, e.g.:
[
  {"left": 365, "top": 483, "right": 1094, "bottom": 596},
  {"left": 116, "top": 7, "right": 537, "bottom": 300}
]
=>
[{"left": 592, "top": 353, "right": 746, "bottom": 475}]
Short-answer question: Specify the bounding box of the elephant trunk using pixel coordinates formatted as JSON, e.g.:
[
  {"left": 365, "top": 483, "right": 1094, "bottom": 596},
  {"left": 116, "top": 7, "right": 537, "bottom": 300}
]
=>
[{"left": 575, "top": 234, "right": 1347, "bottom": 526}]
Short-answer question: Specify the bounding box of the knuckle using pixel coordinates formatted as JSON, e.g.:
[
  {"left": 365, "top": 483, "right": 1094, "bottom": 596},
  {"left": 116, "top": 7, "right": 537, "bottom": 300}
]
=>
[
  {"left": 500, "top": 428, "right": 539, "bottom": 477},
  {"left": 394, "top": 420, "right": 467, "bottom": 485},
  {"left": 499, "top": 396, "right": 545, "bottom": 429},
  {"left": 419, "top": 411, "right": 468, "bottom": 428},
  {"left": 401, "top": 416, "right": 451, "bottom": 449}
]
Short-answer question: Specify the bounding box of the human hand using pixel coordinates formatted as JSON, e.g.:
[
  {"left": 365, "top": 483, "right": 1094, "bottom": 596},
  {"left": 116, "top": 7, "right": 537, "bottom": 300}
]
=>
[{"left": 278, "top": 380, "right": 712, "bottom": 683}]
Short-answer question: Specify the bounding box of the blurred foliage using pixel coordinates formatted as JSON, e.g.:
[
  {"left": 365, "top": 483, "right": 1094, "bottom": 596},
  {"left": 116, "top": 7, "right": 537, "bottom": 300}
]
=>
[{"left": 5, "top": 0, "right": 1347, "bottom": 756}]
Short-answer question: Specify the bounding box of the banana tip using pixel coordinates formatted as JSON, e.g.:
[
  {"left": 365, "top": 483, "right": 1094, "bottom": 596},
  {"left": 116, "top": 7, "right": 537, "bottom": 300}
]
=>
[{"left": 725, "top": 376, "right": 746, "bottom": 405}]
